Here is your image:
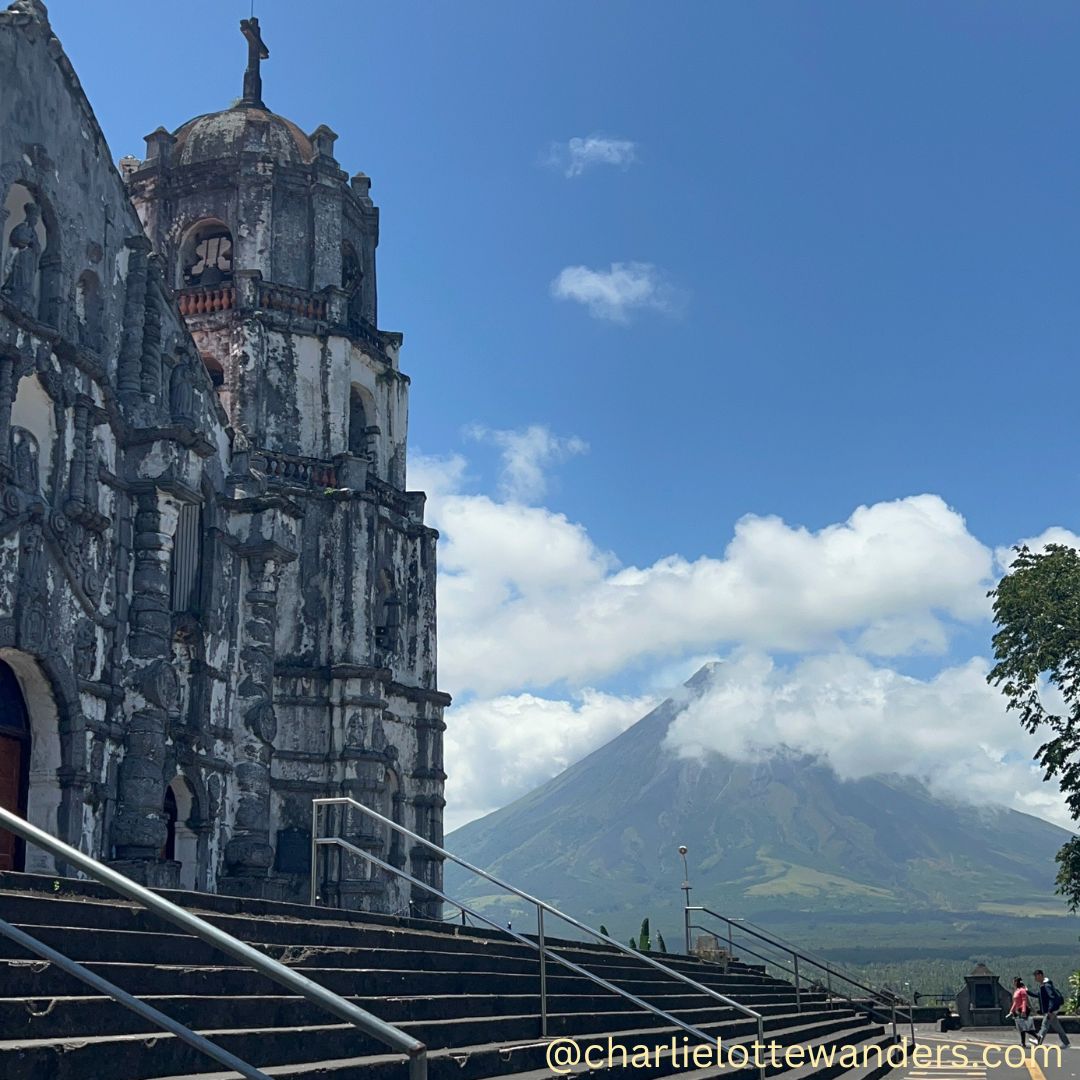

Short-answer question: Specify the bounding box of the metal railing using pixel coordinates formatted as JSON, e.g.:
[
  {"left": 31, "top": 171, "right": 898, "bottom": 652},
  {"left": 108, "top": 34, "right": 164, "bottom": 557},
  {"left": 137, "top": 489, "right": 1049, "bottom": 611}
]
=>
[
  {"left": 687, "top": 905, "right": 915, "bottom": 1045},
  {"left": 312, "top": 797, "right": 766, "bottom": 1077},
  {"left": 0, "top": 806, "right": 427, "bottom": 1080}
]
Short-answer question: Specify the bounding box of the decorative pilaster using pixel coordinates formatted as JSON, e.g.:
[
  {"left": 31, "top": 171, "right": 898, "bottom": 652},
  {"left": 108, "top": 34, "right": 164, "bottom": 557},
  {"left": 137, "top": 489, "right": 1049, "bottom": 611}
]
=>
[
  {"left": 68, "top": 397, "right": 88, "bottom": 507},
  {"left": 222, "top": 538, "right": 295, "bottom": 894},
  {"left": 118, "top": 236, "right": 151, "bottom": 399},
  {"left": 110, "top": 488, "right": 180, "bottom": 880},
  {"left": 140, "top": 263, "right": 164, "bottom": 399},
  {"left": 0, "top": 354, "right": 15, "bottom": 472}
]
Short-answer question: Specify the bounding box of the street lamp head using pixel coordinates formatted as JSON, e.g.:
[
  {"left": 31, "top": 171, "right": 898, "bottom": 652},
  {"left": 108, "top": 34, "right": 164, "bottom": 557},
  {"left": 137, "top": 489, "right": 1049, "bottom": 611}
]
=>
[{"left": 678, "top": 845, "right": 688, "bottom": 856}]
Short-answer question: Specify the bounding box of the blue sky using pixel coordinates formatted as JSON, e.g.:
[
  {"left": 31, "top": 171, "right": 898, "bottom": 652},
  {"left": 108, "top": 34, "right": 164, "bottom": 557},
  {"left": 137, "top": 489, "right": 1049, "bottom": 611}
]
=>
[{"left": 45, "top": 1, "right": 1080, "bottom": 827}]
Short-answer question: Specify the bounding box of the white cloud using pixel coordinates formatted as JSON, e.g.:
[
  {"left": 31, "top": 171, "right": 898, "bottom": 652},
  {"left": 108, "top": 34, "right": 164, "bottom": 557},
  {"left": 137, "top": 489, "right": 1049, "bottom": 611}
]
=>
[
  {"left": 662, "top": 651, "right": 1070, "bottom": 828},
  {"left": 465, "top": 424, "right": 588, "bottom": 504},
  {"left": 546, "top": 135, "right": 639, "bottom": 178},
  {"left": 444, "top": 689, "right": 658, "bottom": 831},
  {"left": 417, "top": 435, "right": 1072, "bottom": 830},
  {"left": 551, "top": 262, "right": 679, "bottom": 322},
  {"left": 426, "top": 480, "right": 993, "bottom": 698}
]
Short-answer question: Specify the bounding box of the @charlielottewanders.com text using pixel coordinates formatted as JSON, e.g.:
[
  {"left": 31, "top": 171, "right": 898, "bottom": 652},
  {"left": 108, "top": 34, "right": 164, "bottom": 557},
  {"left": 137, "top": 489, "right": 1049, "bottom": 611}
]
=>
[{"left": 543, "top": 1036, "right": 1062, "bottom": 1074}]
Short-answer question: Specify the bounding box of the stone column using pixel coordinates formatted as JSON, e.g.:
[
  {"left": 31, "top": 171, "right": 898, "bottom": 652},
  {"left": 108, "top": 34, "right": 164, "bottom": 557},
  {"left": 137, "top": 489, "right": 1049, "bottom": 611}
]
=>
[
  {"left": 140, "top": 264, "right": 164, "bottom": 400},
  {"left": 118, "top": 236, "right": 151, "bottom": 400},
  {"left": 110, "top": 487, "right": 180, "bottom": 884},
  {"left": 0, "top": 354, "right": 15, "bottom": 471},
  {"left": 222, "top": 539, "right": 294, "bottom": 897}
]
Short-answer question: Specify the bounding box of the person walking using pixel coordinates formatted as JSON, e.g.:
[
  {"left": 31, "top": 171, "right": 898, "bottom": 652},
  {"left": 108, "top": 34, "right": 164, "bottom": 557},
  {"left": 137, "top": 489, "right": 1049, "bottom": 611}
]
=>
[
  {"left": 1033, "top": 969, "right": 1071, "bottom": 1048},
  {"left": 1007, "top": 977, "right": 1036, "bottom": 1047}
]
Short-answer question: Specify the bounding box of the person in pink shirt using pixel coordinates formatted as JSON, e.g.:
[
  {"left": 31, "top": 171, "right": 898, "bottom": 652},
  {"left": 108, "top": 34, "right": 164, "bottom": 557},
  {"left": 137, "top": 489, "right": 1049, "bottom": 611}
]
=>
[{"left": 1008, "top": 977, "right": 1036, "bottom": 1047}]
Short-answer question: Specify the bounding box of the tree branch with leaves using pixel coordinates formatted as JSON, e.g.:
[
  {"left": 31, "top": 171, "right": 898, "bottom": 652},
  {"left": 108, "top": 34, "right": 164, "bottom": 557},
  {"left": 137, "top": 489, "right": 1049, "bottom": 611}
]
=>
[{"left": 989, "top": 543, "right": 1080, "bottom": 909}]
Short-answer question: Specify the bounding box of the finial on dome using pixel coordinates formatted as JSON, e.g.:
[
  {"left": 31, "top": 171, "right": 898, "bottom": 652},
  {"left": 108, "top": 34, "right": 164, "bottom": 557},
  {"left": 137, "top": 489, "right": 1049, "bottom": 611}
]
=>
[{"left": 239, "top": 16, "right": 269, "bottom": 108}]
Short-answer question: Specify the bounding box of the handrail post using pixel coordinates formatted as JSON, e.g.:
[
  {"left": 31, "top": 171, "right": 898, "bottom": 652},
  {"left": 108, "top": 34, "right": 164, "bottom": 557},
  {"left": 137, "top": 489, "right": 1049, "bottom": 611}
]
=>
[
  {"left": 757, "top": 1015, "right": 766, "bottom": 1080},
  {"left": 793, "top": 952, "right": 801, "bottom": 1013},
  {"left": 891, "top": 998, "right": 897, "bottom": 1041},
  {"left": 537, "top": 904, "right": 549, "bottom": 1037},
  {"left": 310, "top": 799, "right": 319, "bottom": 907},
  {"left": 684, "top": 902, "right": 691, "bottom": 955}
]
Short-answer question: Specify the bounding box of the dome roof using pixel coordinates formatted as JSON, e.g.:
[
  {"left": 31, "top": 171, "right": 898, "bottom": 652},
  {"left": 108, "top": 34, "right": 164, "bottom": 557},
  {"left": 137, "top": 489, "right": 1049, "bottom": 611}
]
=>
[{"left": 171, "top": 107, "right": 314, "bottom": 167}]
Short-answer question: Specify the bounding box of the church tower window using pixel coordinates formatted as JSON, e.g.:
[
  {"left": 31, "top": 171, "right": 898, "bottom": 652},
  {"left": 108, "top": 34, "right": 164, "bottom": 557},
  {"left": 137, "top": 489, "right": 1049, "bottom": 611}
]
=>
[
  {"left": 181, "top": 221, "right": 233, "bottom": 288},
  {"left": 348, "top": 385, "right": 368, "bottom": 456}
]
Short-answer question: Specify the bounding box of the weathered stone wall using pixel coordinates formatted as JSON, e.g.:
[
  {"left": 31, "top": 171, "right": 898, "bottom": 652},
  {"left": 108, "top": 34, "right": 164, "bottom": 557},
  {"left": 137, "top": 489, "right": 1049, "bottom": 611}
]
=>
[
  {"left": 0, "top": 0, "right": 230, "bottom": 882},
  {"left": 0, "top": 0, "right": 447, "bottom": 913}
]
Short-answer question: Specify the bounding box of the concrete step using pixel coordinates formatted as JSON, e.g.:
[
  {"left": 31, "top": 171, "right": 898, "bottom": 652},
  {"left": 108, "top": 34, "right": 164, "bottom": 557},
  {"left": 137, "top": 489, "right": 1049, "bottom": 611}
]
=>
[
  {"left": 0, "top": 990, "right": 843, "bottom": 1040},
  {"left": 0, "top": 956, "right": 820, "bottom": 1004},
  {"left": 134, "top": 1017, "right": 887, "bottom": 1080},
  {"left": 0, "top": 914, "right": 781, "bottom": 990},
  {"left": 0, "top": 1008, "right": 867, "bottom": 1080},
  {"left": 0, "top": 875, "right": 751, "bottom": 975}
]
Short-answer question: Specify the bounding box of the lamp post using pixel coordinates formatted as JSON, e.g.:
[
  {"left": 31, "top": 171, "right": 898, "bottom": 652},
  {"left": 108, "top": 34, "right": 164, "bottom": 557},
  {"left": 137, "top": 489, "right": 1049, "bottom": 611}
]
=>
[{"left": 679, "top": 844, "right": 691, "bottom": 955}]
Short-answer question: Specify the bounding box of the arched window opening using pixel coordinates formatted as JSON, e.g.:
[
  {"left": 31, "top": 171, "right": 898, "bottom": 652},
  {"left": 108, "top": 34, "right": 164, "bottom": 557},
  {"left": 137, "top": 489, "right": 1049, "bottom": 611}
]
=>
[
  {"left": 75, "top": 270, "right": 103, "bottom": 351},
  {"left": 0, "top": 660, "right": 31, "bottom": 872},
  {"left": 348, "top": 385, "right": 368, "bottom": 456},
  {"left": 1, "top": 183, "right": 50, "bottom": 323},
  {"left": 374, "top": 567, "right": 401, "bottom": 654},
  {"left": 162, "top": 786, "right": 178, "bottom": 861},
  {"left": 181, "top": 220, "right": 233, "bottom": 288},
  {"left": 201, "top": 352, "right": 224, "bottom": 388},
  {"left": 341, "top": 241, "right": 363, "bottom": 326},
  {"left": 164, "top": 776, "right": 199, "bottom": 890}
]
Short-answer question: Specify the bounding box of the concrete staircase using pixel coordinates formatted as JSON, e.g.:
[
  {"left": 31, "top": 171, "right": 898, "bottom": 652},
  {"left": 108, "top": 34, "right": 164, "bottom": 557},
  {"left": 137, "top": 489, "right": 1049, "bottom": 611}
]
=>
[{"left": 0, "top": 873, "right": 892, "bottom": 1080}]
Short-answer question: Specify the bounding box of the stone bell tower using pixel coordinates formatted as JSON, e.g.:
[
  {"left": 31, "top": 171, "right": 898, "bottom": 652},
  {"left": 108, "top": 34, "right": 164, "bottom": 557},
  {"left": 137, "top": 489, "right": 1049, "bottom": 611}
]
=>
[{"left": 123, "top": 19, "right": 449, "bottom": 912}]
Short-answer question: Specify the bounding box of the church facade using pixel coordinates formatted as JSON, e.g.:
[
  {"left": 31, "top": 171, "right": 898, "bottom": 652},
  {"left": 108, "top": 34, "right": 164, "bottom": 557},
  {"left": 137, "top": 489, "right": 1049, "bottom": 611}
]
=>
[{"left": 0, "top": 0, "right": 448, "bottom": 914}]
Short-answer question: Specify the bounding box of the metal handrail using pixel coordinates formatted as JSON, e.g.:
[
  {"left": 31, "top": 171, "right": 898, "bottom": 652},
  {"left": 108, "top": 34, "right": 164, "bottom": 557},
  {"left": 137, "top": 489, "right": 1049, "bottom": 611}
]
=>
[
  {"left": 727, "top": 914, "right": 909, "bottom": 1004},
  {"left": 0, "top": 917, "right": 272, "bottom": 1080},
  {"left": 689, "top": 921, "right": 889, "bottom": 1027},
  {"left": 689, "top": 905, "right": 915, "bottom": 1045},
  {"left": 0, "top": 805, "right": 428, "bottom": 1080},
  {"left": 312, "top": 797, "right": 766, "bottom": 1077}
]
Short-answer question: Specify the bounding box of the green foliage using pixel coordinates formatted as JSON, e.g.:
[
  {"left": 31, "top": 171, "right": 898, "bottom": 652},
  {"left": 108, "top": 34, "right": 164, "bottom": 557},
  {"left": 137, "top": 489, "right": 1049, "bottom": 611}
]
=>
[
  {"left": 1067, "top": 971, "right": 1080, "bottom": 1015},
  {"left": 599, "top": 924, "right": 609, "bottom": 937},
  {"left": 1055, "top": 837, "right": 1080, "bottom": 913},
  {"left": 657, "top": 932, "right": 667, "bottom": 953},
  {"left": 628, "top": 937, "right": 637, "bottom": 950},
  {"left": 638, "top": 917, "right": 651, "bottom": 952},
  {"left": 989, "top": 544, "right": 1080, "bottom": 907},
  {"left": 989, "top": 544, "right": 1080, "bottom": 816}
]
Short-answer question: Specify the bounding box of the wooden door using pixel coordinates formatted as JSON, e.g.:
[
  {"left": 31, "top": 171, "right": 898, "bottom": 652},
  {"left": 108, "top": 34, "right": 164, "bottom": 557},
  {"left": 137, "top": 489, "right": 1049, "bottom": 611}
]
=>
[
  {"left": 0, "top": 659, "right": 30, "bottom": 872},
  {"left": 0, "top": 734, "right": 23, "bottom": 871}
]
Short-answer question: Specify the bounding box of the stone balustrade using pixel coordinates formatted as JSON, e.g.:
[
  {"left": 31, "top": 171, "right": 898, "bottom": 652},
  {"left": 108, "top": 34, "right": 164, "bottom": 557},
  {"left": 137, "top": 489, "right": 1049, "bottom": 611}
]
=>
[
  {"left": 260, "top": 449, "right": 337, "bottom": 488},
  {"left": 177, "top": 284, "right": 236, "bottom": 316}
]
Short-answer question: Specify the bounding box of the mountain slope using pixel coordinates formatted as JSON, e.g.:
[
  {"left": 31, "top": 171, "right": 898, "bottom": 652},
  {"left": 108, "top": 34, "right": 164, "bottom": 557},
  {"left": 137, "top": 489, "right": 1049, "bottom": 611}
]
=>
[{"left": 446, "top": 665, "right": 1074, "bottom": 945}]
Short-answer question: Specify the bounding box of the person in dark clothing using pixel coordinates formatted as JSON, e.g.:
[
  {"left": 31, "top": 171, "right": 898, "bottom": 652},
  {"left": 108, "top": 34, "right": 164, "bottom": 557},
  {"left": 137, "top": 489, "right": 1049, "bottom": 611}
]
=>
[{"left": 1033, "top": 970, "right": 1071, "bottom": 1048}]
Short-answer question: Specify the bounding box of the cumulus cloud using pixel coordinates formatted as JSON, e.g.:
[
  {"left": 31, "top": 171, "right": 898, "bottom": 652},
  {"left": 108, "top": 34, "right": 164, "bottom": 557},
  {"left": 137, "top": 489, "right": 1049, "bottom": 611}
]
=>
[
  {"left": 465, "top": 424, "right": 588, "bottom": 504},
  {"left": 662, "top": 651, "right": 1069, "bottom": 828},
  {"left": 546, "top": 135, "right": 639, "bottom": 178},
  {"left": 551, "top": 262, "right": 679, "bottom": 322},
  {"left": 416, "top": 434, "right": 1072, "bottom": 830},
  {"left": 425, "top": 481, "right": 993, "bottom": 698},
  {"left": 444, "top": 689, "right": 658, "bottom": 831}
]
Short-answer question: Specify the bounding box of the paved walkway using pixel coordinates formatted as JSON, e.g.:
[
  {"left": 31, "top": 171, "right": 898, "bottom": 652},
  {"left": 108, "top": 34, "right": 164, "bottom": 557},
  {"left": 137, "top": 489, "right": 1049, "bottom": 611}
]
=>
[{"left": 890, "top": 1028, "right": 1080, "bottom": 1080}]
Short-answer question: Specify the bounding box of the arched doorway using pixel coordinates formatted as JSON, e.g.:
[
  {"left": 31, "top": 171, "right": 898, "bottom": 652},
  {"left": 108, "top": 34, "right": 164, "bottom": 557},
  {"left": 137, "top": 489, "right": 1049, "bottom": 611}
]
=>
[
  {"left": 0, "top": 659, "right": 31, "bottom": 872},
  {"left": 163, "top": 776, "right": 199, "bottom": 890}
]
